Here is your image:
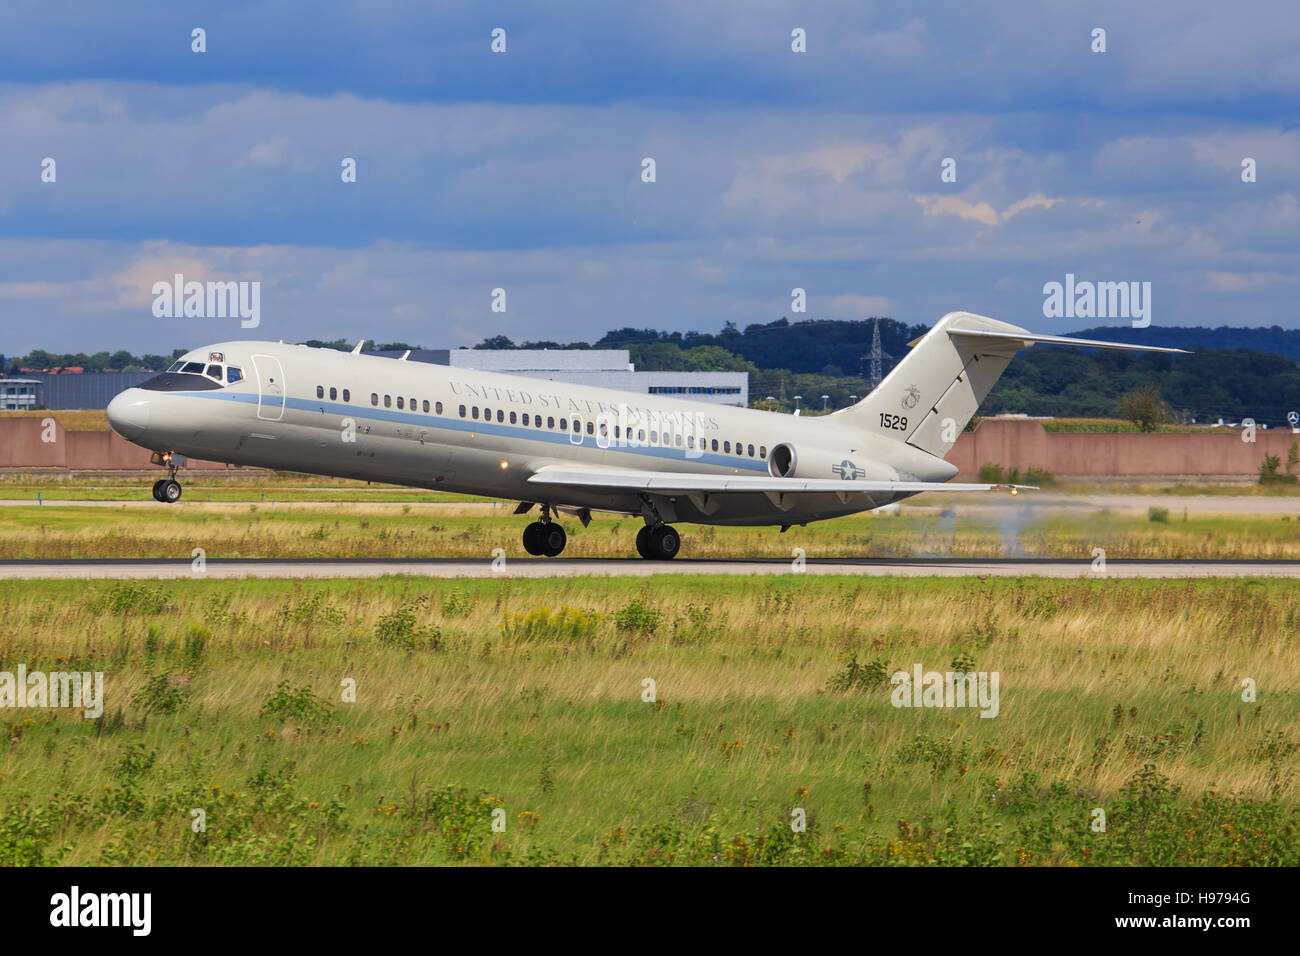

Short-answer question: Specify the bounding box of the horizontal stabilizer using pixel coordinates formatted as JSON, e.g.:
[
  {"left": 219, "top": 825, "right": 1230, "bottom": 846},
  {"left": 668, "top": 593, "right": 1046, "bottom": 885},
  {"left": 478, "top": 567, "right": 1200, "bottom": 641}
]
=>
[{"left": 947, "top": 328, "right": 1190, "bottom": 354}]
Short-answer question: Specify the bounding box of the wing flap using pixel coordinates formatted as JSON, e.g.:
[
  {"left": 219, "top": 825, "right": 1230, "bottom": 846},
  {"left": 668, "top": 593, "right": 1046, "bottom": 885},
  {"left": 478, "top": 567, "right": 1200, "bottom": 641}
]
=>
[{"left": 527, "top": 467, "right": 1033, "bottom": 495}]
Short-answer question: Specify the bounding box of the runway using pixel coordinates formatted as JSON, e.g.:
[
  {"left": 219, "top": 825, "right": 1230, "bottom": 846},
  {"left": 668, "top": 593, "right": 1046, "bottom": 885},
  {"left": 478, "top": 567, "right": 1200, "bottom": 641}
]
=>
[
  {"left": 1, "top": 557, "right": 1297, "bottom": 579},
  {"left": 2, "top": 494, "right": 1300, "bottom": 515}
]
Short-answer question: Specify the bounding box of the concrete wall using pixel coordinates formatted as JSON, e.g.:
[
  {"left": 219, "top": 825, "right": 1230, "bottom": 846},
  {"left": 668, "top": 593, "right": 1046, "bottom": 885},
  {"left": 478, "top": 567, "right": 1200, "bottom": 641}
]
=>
[
  {"left": 948, "top": 419, "right": 1297, "bottom": 478},
  {"left": 0, "top": 415, "right": 1292, "bottom": 477},
  {"left": 0, "top": 418, "right": 227, "bottom": 470}
]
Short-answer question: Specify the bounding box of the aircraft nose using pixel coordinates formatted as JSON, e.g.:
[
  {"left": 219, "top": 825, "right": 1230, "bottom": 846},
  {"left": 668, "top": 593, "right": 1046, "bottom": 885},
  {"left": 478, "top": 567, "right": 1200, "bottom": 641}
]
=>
[{"left": 106, "top": 388, "right": 151, "bottom": 440}]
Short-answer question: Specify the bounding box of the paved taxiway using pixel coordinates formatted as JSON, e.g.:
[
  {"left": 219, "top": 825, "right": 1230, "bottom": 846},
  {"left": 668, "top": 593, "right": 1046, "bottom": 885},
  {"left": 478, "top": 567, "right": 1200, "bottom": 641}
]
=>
[{"left": 0, "top": 558, "right": 1297, "bottom": 579}]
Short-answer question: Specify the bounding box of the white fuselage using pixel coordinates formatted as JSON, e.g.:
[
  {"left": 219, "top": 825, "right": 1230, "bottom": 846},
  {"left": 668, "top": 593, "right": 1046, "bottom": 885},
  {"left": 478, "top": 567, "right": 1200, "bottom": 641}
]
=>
[{"left": 107, "top": 341, "right": 954, "bottom": 525}]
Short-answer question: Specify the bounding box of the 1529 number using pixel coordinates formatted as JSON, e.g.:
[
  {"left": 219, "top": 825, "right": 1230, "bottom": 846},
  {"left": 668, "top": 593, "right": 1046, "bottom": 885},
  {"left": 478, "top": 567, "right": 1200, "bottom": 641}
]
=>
[{"left": 879, "top": 413, "right": 908, "bottom": 431}]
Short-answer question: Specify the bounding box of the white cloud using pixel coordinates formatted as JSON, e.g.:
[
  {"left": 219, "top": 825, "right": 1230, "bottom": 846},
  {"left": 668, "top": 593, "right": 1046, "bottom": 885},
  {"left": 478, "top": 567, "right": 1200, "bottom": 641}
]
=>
[{"left": 912, "top": 194, "right": 1000, "bottom": 226}]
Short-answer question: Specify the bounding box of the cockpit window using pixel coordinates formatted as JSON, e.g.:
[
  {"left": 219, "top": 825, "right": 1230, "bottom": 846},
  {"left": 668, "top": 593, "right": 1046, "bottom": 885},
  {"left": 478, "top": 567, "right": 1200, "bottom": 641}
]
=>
[
  {"left": 227, "top": 366, "right": 243, "bottom": 383},
  {"left": 205, "top": 364, "right": 222, "bottom": 381},
  {"left": 181, "top": 361, "right": 204, "bottom": 374},
  {"left": 167, "top": 360, "right": 185, "bottom": 372}
]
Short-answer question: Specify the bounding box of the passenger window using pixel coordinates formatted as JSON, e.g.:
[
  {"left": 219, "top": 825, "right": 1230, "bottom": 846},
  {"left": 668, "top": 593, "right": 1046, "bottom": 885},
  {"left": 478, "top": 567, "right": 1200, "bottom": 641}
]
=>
[
  {"left": 423, "top": 400, "right": 429, "bottom": 413},
  {"left": 711, "top": 439, "right": 718, "bottom": 451},
  {"left": 436, "top": 402, "right": 443, "bottom": 414},
  {"left": 484, "top": 408, "right": 491, "bottom": 421},
  {"left": 226, "top": 367, "right": 244, "bottom": 383},
  {"left": 342, "top": 389, "right": 350, "bottom": 402},
  {"left": 638, "top": 429, "right": 646, "bottom": 442},
  {"left": 560, "top": 418, "right": 568, "bottom": 431},
  {"left": 759, "top": 446, "right": 767, "bottom": 458},
  {"left": 547, "top": 417, "right": 555, "bottom": 428},
  {"left": 371, "top": 393, "right": 379, "bottom": 406},
  {"left": 496, "top": 410, "right": 504, "bottom": 423},
  {"left": 472, "top": 407, "right": 480, "bottom": 420},
  {"left": 384, "top": 395, "right": 391, "bottom": 408},
  {"left": 675, "top": 435, "right": 683, "bottom": 447},
  {"left": 329, "top": 387, "right": 337, "bottom": 400},
  {"left": 396, "top": 397, "right": 404, "bottom": 409},
  {"left": 650, "top": 430, "right": 658, "bottom": 443},
  {"left": 586, "top": 421, "right": 594, "bottom": 435},
  {"left": 316, "top": 386, "right": 324, "bottom": 399},
  {"left": 409, "top": 398, "right": 415, "bottom": 410},
  {"left": 724, "top": 441, "right": 730, "bottom": 453},
  {"left": 748, "top": 444, "right": 755, "bottom": 457},
  {"left": 686, "top": 436, "right": 694, "bottom": 449},
  {"left": 459, "top": 405, "right": 466, "bottom": 417},
  {"left": 509, "top": 411, "right": 517, "bottom": 424},
  {"left": 522, "top": 414, "right": 529, "bottom": 426}
]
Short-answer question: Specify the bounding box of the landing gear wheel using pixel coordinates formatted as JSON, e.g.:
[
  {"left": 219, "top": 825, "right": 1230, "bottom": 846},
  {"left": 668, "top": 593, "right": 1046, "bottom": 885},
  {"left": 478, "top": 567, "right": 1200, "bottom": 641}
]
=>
[
  {"left": 635, "top": 526, "right": 652, "bottom": 559},
  {"left": 151, "top": 479, "right": 167, "bottom": 502},
  {"left": 647, "top": 524, "right": 680, "bottom": 560},
  {"left": 161, "top": 479, "right": 182, "bottom": 503},
  {"left": 522, "top": 521, "right": 546, "bottom": 556},
  {"left": 539, "top": 523, "right": 567, "bottom": 557}
]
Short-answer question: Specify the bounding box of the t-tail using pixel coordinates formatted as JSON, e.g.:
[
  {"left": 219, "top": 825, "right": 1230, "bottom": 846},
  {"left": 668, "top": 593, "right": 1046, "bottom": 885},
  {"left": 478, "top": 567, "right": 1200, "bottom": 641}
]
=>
[{"left": 828, "top": 311, "right": 1189, "bottom": 458}]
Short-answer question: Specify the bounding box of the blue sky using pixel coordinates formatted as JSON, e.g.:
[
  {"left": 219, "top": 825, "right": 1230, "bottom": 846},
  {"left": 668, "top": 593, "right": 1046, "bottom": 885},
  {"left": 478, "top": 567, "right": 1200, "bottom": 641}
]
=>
[{"left": 1, "top": 0, "right": 1297, "bottom": 354}]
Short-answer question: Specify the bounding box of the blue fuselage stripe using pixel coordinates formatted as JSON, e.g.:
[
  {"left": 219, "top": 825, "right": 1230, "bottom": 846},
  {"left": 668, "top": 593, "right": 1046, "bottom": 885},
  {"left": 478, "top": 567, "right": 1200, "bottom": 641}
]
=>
[{"left": 167, "top": 389, "right": 771, "bottom": 473}]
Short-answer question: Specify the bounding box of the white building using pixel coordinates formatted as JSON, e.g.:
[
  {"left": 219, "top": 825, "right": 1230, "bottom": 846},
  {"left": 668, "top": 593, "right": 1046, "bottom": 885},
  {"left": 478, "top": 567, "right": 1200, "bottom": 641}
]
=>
[
  {"left": 0, "top": 378, "right": 41, "bottom": 411},
  {"left": 371, "top": 348, "right": 749, "bottom": 407}
]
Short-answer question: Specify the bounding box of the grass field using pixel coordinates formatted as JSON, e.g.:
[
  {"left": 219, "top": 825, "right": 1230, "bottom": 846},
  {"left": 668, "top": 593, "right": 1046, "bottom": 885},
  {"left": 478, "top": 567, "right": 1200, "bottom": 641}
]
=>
[
  {"left": 0, "top": 471, "right": 492, "bottom": 503},
  {"left": 0, "top": 576, "right": 1296, "bottom": 866},
  {"left": 4, "top": 502, "right": 1300, "bottom": 560}
]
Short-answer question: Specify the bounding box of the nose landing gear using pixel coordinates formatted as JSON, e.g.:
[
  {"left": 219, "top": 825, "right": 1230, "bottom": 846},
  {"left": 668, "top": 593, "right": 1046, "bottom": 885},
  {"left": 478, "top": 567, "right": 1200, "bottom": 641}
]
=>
[
  {"left": 150, "top": 458, "right": 183, "bottom": 503},
  {"left": 521, "top": 505, "right": 567, "bottom": 557},
  {"left": 151, "top": 478, "right": 182, "bottom": 503}
]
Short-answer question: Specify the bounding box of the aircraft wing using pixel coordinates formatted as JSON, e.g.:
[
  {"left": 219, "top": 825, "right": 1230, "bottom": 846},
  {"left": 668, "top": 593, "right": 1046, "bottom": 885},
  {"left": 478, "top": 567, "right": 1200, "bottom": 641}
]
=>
[{"left": 526, "top": 466, "right": 1034, "bottom": 495}]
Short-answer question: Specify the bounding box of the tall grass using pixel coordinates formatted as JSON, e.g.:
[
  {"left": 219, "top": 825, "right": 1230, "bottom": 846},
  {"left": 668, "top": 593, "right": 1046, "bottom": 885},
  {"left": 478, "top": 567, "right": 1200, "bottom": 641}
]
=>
[{"left": 0, "top": 576, "right": 1295, "bottom": 865}]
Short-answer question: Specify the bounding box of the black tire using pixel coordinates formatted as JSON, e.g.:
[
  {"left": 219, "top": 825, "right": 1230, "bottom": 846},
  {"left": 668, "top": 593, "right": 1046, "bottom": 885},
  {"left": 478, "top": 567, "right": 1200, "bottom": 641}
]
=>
[
  {"left": 649, "top": 524, "right": 680, "bottom": 560},
  {"left": 162, "top": 479, "right": 182, "bottom": 503},
  {"left": 540, "top": 523, "right": 567, "bottom": 557},
  {"left": 522, "top": 521, "right": 545, "bottom": 555},
  {"left": 635, "top": 526, "right": 652, "bottom": 558},
  {"left": 151, "top": 479, "right": 166, "bottom": 502}
]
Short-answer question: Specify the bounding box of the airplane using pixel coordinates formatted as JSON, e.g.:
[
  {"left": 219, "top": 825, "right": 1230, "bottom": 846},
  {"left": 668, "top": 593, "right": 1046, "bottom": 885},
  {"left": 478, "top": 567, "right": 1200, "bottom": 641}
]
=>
[{"left": 105, "top": 311, "right": 1187, "bottom": 559}]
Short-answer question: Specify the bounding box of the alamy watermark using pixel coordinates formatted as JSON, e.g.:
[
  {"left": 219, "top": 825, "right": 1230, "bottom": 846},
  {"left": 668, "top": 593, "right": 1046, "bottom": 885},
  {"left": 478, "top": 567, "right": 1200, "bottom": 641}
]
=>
[
  {"left": 1043, "top": 273, "right": 1151, "bottom": 328},
  {"left": 0, "top": 665, "right": 103, "bottom": 718},
  {"left": 891, "top": 664, "right": 1000, "bottom": 718},
  {"left": 152, "top": 273, "right": 260, "bottom": 328}
]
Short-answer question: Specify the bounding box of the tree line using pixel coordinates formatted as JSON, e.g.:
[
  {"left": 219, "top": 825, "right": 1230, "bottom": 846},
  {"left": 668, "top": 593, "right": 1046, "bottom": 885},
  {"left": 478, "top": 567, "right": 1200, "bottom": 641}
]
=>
[{"left": 7, "top": 318, "right": 1298, "bottom": 425}]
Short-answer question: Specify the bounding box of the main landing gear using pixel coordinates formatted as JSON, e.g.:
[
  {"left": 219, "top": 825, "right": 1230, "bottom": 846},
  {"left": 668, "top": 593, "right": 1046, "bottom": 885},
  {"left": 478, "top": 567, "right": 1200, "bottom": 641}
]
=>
[
  {"left": 635, "top": 523, "right": 681, "bottom": 560},
  {"left": 522, "top": 505, "right": 567, "bottom": 557}
]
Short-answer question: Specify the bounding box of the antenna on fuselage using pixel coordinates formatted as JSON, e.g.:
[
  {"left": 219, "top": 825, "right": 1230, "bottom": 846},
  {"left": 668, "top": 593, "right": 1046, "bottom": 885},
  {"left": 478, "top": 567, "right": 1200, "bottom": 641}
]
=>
[{"left": 351, "top": 340, "right": 366, "bottom": 354}]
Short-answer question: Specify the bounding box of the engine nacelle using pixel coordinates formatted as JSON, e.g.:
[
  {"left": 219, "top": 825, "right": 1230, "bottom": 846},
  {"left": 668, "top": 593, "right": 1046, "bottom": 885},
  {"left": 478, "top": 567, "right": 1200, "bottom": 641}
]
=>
[{"left": 767, "top": 442, "right": 899, "bottom": 482}]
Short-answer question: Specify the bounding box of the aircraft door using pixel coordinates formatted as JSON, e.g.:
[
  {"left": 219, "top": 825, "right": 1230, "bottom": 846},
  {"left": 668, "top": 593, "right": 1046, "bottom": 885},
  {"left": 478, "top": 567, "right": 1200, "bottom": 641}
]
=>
[{"left": 252, "top": 354, "right": 285, "bottom": 421}]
